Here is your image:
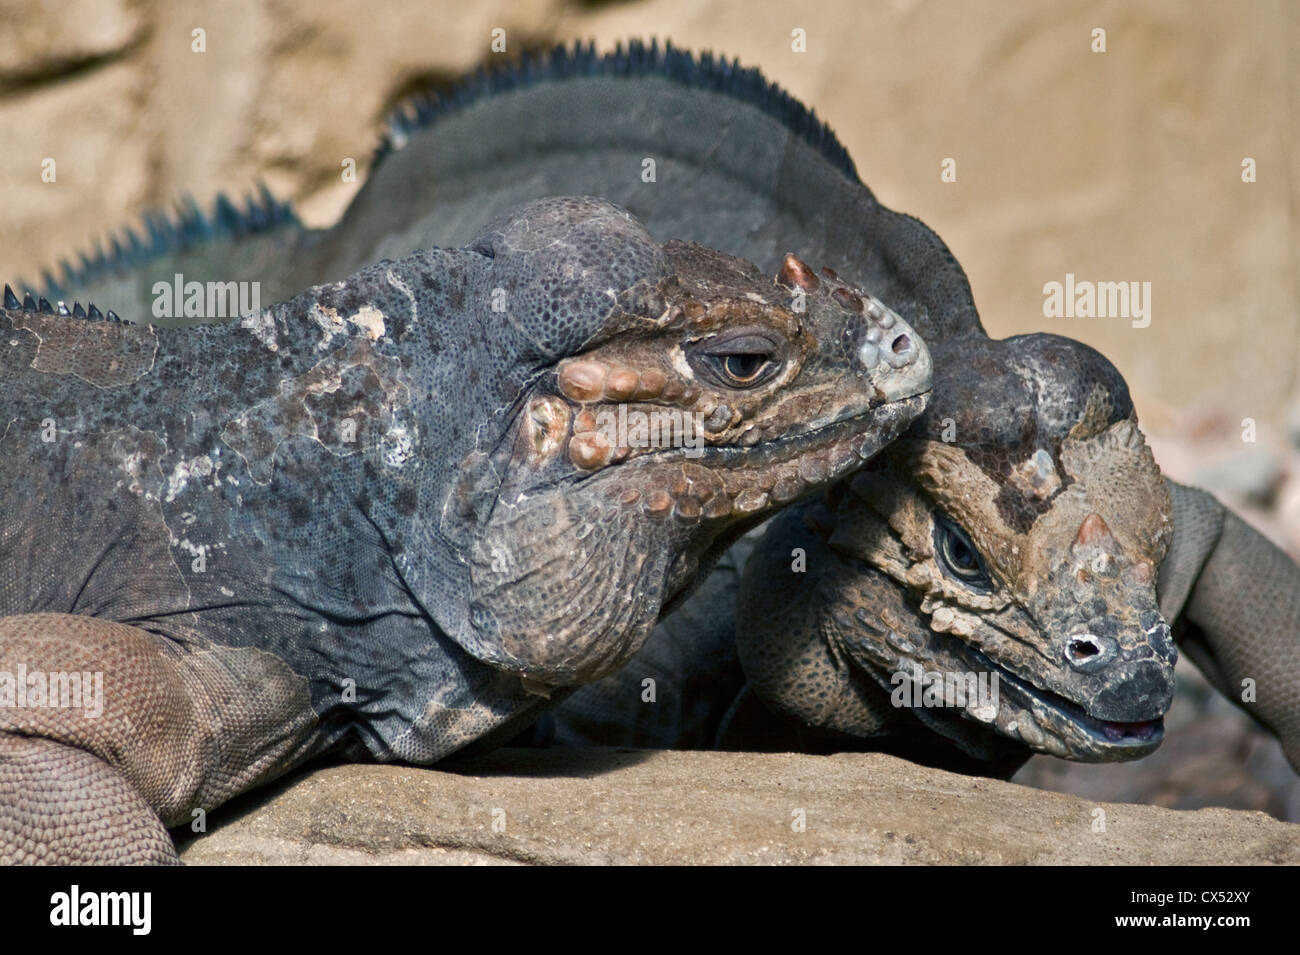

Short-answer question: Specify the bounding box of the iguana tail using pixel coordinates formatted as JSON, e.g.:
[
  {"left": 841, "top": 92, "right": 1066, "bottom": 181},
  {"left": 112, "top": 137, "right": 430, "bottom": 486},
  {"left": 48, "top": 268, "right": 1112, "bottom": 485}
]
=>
[{"left": 1161, "top": 480, "right": 1300, "bottom": 772}]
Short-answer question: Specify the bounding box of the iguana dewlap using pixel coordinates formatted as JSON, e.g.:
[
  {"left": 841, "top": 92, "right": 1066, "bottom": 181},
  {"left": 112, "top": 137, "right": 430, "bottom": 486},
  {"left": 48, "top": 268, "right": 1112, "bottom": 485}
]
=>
[{"left": 0, "top": 195, "right": 931, "bottom": 863}]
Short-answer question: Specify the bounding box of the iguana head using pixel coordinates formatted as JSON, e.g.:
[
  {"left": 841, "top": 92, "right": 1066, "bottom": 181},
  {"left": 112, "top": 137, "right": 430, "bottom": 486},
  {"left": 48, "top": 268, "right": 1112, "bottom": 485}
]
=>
[
  {"left": 740, "top": 333, "right": 1176, "bottom": 762},
  {"left": 446, "top": 197, "right": 931, "bottom": 686}
]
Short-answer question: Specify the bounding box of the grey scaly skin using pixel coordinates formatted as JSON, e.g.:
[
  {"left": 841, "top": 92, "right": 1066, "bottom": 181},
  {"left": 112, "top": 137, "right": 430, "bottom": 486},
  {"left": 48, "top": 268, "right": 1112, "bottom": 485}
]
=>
[
  {"left": 17, "top": 41, "right": 1297, "bottom": 779},
  {"left": 0, "top": 195, "right": 931, "bottom": 863}
]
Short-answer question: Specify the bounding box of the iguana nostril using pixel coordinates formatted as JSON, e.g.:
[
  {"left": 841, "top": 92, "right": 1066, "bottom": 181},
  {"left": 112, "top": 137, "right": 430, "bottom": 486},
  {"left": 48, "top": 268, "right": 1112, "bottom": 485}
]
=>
[
  {"left": 881, "top": 331, "right": 916, "bottom": 368},
  {"left": 1068, "top": 636, "right": 1100, "bottom": 659},
  {"left": 1065, "top": 632, "right": 1116, "bottom": 670}
]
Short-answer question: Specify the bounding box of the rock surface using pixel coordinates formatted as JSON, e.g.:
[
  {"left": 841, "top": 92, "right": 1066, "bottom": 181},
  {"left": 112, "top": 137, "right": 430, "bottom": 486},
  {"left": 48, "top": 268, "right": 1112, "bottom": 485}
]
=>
[{"left": 176, "top": 747, "right": 1300, "bottom": 865}]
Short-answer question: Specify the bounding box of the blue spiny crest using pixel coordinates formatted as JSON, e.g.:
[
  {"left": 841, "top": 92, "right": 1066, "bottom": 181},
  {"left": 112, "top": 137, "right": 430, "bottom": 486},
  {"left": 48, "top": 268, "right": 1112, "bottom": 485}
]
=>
[
  {"left": 374, "top": 38, "right": 856, "bottom": 181},
  {"left": 5, "top": 283, "right": 118, "bottom": 323},
  {"left": 28, "top": 183, "right": 297, "bottom": 302}
]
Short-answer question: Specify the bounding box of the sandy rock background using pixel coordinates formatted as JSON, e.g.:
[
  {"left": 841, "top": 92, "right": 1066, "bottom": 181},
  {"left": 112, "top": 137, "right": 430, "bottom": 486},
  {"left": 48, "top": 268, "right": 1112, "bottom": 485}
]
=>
[{"left": 2, "top": 0, "right": 1298, "bottom": 841}]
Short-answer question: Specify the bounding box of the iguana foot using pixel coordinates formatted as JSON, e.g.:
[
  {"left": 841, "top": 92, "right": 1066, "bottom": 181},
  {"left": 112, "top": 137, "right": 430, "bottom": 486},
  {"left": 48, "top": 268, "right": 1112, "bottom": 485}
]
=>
[
  {"left": 0, "top": 734, "right": 178, "bottom": 864},
  {"left": 0, "top": 613, "right": 321, "bottom": 865}
]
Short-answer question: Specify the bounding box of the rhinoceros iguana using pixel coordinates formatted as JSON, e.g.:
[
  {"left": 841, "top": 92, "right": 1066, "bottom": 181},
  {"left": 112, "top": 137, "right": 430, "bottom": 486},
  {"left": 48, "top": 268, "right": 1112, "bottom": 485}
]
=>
[{"left": 0, "top": 193, "right": 932, "bottom": 863}]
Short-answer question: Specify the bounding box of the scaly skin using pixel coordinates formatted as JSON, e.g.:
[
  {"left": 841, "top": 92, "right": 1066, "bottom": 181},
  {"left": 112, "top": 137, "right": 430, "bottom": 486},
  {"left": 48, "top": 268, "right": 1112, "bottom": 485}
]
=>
[
  {"left": 730, "top": 332, "right": 1177, "bottom": 765},
  {"left": 551, "top": 468, "right": 1300, "bottom": 779},
  {"left": 0, "top": 196, "right": 931, "bottom": 862}
]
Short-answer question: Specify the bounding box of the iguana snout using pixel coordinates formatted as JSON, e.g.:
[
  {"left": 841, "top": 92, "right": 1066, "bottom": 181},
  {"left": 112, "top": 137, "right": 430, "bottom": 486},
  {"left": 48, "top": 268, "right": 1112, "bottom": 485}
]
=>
[
  {"left": 458, "top": 201, "right": 932, "bottom": 686},
  {"left": 856, "top": 336, "right": 1176, "bottom": 762}
]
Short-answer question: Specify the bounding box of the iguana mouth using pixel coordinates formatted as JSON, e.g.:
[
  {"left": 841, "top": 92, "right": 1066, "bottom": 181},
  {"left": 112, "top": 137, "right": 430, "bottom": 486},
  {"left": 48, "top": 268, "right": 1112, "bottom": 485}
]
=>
[
  {"left": 586, "top": 392, "right": 930, "bottom": 522},
  {"left": 691, "top": 392, "right": 929, "bottom": 468},
  {"left": 964, "top": 646, "right": 1164, "bottom": 749},
  {"left": 844, "top": 617, "right": 1166, "bottom": 759}
]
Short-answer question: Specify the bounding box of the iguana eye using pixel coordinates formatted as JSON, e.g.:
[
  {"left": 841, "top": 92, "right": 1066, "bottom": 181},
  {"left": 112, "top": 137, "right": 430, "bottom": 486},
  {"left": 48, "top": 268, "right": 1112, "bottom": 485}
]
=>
[
  {"left": 690, "top": 330, "right": 783, "bottom": 389},
  {"left": 934, "top": 512, "right": 993, "bottom": 592},
  {"left": 721, "top": 353, "right": 767, "bottom": 382}
]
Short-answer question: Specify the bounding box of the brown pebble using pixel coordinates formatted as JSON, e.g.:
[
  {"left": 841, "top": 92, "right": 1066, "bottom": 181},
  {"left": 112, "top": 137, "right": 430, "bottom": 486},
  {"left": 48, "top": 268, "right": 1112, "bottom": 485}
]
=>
[
  {"left": 643, "top": 490, "right": 673, "bottom": 515},
  {"left": 674, "top": 497, "right": 702, "bottom": 521},
  {"left": 772, "top": 475, "right": 804, "bottom": 503},
  {"left": 833, "top": 287, "right": 864, "bottom": 312},
  {"left": 799, "top": 455, "right": 829, "bottom": 484},
  {"left": 635, "top": 369, "right": 668, "bottom": 399},
  {"left": 703, "top": 495, "right": 732, "bottom": 520},
  {"left": 605, "top": 368, "right": 639, "bottom": 400},
  {"left": 777, "top": 253, "right": 819, "bottom": 291}
]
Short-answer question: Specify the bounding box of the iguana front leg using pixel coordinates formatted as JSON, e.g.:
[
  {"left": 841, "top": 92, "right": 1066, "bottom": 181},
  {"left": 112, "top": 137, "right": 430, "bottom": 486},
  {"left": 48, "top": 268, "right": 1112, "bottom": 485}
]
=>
[
  {"left": 1160, "top": 481, "right": 1300, "bottom": 772},
  {"left": 0, "top": 614, "right": 321, "bottom": 864}
]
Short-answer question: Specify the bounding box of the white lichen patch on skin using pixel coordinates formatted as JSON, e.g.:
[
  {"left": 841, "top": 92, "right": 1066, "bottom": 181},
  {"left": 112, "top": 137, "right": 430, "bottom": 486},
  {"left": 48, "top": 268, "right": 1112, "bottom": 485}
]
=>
[
  {"left": 221, "top": 337, "right": 411, "bottom": 484},
  {"left": 385, "top": 268, "right": 417, "bottom": 324},
  {"left": 382, "top": 423, "right": 415, "bottom": 468},
  {"left": 308, "top": 304, "right": 347, "bottom": 350},
  {"left": 102, "top": 427, "right": 171, "bottom": 503},
  {"left": 117, "top": 450, "right": 152, "bottom": 499},
  {"left": 240, "top": 308, "right": 279, "bottom": 352},
  {"left": 350, "top": 305, "right": 386, "bottom": 342},
  {"left": 668, "top": 344, "right": 693, "bottom": 380},
  {"left": 174, "top": 538, "right": 205, "bottom": 558},
  {"left": 1009, "top": 447, "right": 1061, "bottom": 501},
  {"left": 165, "top": 454, "right": 215, "bottom": 502}
]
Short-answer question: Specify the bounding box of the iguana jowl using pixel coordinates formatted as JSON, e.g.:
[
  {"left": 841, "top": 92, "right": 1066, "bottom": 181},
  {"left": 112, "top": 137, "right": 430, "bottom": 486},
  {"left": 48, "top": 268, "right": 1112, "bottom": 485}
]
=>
[{"left": 0, "top": 195, "right": 931, "bottom": 862}]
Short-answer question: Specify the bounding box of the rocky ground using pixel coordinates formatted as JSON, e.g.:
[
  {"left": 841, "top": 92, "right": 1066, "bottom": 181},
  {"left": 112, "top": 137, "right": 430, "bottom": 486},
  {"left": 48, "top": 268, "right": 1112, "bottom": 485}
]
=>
[{"left": 175, "top": 747, "right": 1300, "bottom": 865}]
